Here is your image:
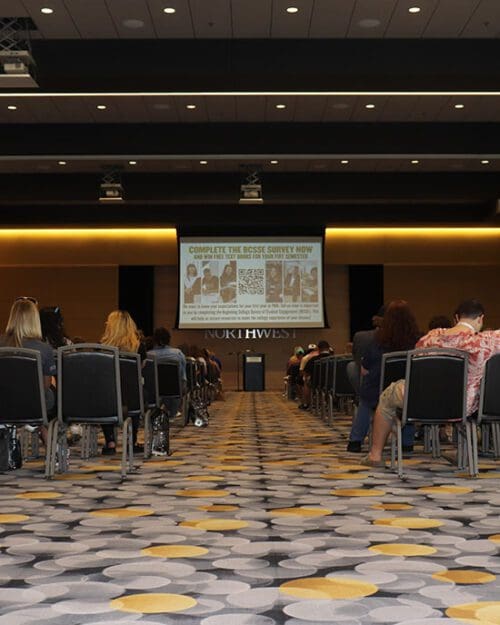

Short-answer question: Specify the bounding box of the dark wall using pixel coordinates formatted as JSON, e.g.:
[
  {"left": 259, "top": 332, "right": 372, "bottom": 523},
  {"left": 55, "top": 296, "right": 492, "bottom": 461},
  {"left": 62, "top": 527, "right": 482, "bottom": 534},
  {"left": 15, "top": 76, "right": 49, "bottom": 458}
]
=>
[
  {"left": 119, "top": 266, "right": 155, "bottom": 337},
  {"left": 348, "top": 265, "right": 384, "bottom": 338}
]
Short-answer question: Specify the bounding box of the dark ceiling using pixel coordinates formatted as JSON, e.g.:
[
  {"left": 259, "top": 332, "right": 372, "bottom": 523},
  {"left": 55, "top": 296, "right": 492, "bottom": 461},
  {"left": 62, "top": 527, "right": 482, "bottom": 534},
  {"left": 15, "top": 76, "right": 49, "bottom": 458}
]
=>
[{"left": 2, "top": 0, "right": 500, "bottom": 227}]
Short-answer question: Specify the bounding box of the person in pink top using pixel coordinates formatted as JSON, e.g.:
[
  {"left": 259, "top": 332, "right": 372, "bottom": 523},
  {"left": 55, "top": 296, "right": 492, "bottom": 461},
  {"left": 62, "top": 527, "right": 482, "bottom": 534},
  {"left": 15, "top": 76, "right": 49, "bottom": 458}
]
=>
[{"left": 362, "top": 299, "right": 500, "bottom": 467}]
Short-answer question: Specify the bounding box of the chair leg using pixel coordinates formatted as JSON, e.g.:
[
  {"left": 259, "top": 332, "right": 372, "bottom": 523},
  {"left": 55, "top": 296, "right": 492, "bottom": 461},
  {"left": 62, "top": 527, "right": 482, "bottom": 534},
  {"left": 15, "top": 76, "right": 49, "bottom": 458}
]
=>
[
  {"left": 327, "top": 393, "right": 333, "bottom": 426},
  {"left": 465, "top": 420, "right": 478, "bottom": 478},
  {"left": 397, "top": 422, "right": 404, "bottom": 479},
  {"left": 492, "top": 423, "right": 500, "bottom": 458},
  {"left": 481, "top": 423, "right": 490, "bottom": 454},
  {"left": 121, "top": 417, "right": 132, "bottom": 479},
  {"left": 143, "top": 410, "right": 152, "bottom": 459},
  {"left": 45, "top": 419, "right": 58, "bottom": 479},
  {"left": 424, "top": 425, "right": 431, "bottom": 453}
]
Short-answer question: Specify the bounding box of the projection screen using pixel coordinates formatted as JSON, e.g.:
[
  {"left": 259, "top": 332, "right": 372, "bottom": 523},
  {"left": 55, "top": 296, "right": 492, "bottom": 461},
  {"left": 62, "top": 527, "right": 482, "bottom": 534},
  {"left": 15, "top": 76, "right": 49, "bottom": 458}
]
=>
[{"left": 178, "top": 236, "right": 325, "bottom": 329}]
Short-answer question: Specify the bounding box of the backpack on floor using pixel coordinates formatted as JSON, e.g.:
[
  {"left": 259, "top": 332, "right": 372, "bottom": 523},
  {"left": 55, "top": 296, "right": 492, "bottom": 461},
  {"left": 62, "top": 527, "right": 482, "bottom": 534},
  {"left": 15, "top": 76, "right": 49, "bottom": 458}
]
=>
[{"left": 0, "top": 428, "right": 10, "bottom": 472}]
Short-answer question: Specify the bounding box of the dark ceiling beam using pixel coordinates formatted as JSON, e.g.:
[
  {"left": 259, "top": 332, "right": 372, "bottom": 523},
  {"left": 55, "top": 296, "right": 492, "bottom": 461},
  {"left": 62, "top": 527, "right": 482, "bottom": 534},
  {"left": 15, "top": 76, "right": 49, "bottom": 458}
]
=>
[
  {"left": 3, "top": 123, "right": 500, "bottom": 156},
  {"left": 23, "top": 39, "right": 500, "bottom": 92}
]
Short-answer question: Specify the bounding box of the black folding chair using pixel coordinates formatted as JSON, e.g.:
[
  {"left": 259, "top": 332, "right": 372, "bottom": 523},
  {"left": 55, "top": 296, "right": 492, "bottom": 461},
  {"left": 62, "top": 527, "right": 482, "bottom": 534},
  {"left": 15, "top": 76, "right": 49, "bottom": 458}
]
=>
[
  {"left": 311, "top": 358, "right": 322, "bottom": 413},
  {"left": 119, "top": 352, "right": 146, "bottom": 461},
  {"left": 0, "top": 347, "right": 53, "bottom": 477},
  {"left": 476, "top": 353, "right": 500, "bottom": 464},
  {"left": 395, "top": 347, "right": 470, "bottom": 478},
  {"left": 326, "top": 355, "right": 355, "bottom": 423},
  {"left": 57, "top": 344, "right": 132, "bottom": 478}
]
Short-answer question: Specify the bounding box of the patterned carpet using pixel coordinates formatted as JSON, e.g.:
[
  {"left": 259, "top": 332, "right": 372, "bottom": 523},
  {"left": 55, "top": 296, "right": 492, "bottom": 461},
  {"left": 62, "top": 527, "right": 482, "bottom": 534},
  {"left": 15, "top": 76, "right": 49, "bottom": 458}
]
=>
[{"left": 1, "top": 391, "right": 500, "bottom": 625}]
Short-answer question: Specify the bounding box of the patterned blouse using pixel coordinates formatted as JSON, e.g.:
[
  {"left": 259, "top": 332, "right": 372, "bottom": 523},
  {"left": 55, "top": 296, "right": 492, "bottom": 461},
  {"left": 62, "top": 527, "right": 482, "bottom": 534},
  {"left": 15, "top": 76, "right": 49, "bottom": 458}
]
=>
[{"left": 416, "top": 329, "right": 500, "bottom": 415}]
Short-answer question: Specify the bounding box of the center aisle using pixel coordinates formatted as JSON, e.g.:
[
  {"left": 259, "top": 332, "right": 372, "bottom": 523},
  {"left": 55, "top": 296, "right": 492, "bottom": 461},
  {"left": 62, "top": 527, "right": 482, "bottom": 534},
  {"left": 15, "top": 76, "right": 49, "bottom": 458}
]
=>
[{"left": 1, "top": 391, "right": 500, "bottom": 625}]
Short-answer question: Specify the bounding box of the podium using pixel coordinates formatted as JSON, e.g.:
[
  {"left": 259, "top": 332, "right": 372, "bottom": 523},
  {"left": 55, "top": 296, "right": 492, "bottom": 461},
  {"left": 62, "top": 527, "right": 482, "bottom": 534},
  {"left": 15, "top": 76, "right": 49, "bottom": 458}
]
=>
[{"left": 242, "top": 353, "right": 265, "bottom": 391}]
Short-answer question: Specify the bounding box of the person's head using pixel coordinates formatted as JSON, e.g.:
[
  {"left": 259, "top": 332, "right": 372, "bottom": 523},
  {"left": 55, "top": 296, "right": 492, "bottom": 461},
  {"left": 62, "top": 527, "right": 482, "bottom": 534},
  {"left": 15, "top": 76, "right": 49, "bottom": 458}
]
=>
[
  {"left": 294, "top": 346, "right": 305, "bottom": 358},
  {"left": 454, "top": 299, "right": 485, "bottom": 332},
  {"left": 372, "top": 305, "right": 385, "bottom": 329},
  {"left": 306, "top": 343, "right": 317, "bottom": 354},
  {"left": 311, "top": 266, "right": 318, "bottom": 278},
  {"left": 101, "top": 310, "right": 140, "bottom": 352},
  {"left": 5, "top": 298, "right": 42, "bottom": 347},
  {"left": 428, "top": 315, "right": 453, "bottom": 331},
  {"left": 203, "top": 266, "right": 212, "bottom": 278},
  {"left": 187, "top": 263, "right": 197, "bottom": 277},
  {"left": 223, "top": 264, "right": 233, "bottom": 277},
  {"left": 378, "top": 299, "right": 420, "bottom": 350},
  {"left": 292, "top": 265, "right": 299, "bottom": 275},
  {"left": 270, "top": 265, "right": 278, "bottom": 278},
  {"left": 39, "top": 306, "right": 67, "bottom": 348},
  {"left": 153, "top": 326, "right": 171, "bottom": 347},
  {"left": 317, "top": 340, "right": 330, "bottom": 352}
]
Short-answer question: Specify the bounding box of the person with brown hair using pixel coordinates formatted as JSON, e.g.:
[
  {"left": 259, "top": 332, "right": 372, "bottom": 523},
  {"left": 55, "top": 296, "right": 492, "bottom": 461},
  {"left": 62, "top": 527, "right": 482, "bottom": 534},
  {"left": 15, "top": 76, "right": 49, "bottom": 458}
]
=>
[
  {"left": 347, "top": 299, "right": 420, "bottom": 453},
  {"left": 100, "top": 310, "right": 146, "bottom": 455}
]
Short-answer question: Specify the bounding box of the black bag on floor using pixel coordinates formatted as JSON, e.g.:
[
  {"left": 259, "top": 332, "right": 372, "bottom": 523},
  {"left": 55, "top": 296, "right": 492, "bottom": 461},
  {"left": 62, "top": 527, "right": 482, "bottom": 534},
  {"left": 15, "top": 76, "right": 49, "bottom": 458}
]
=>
[{"left": 9, "top": 433, "right": 23, "bottom": 470}]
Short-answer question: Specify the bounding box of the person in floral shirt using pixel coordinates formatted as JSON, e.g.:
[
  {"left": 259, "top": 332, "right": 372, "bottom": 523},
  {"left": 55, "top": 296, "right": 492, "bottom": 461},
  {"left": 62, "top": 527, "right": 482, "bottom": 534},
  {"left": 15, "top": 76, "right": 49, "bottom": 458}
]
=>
[{"left": 362, "top": 299, "right": 500, "bottom": 467}]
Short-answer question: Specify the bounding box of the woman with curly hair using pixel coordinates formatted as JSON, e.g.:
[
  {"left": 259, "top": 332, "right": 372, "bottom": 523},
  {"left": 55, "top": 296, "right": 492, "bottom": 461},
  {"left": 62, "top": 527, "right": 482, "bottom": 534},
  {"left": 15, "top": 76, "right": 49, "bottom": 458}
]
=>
[
  {"left": 347, "top": 299, "right": 420, "bottom": 453},
  {"left": 101, "top": 310, "right": 146, "bottom": 455}
]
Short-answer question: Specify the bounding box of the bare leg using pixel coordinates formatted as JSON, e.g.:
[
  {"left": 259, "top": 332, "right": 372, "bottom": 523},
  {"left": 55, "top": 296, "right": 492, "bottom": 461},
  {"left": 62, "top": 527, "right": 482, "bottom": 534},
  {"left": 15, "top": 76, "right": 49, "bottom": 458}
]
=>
[{"left": 367, "top": 408, "right": 393, "bottom": 462}]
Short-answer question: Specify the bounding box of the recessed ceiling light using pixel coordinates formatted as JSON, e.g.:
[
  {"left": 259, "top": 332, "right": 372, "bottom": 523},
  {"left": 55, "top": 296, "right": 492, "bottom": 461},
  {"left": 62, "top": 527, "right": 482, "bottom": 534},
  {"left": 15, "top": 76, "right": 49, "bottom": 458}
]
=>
[
  {"left": 275, "top": 104, "right": 286, "bottom": 109},
  {"left": 408, "top": 7, "right": 421, "bottom": 13},
  {"left": 96, "top": 104, "right": 107, "bottom": 110},
  {"left": 454, "top": 103, "right": 465, "bottom": 109},
  {"left": 341, "top": 160, "right": 349, "bottom": 165},
  {"left": 128, "top": 160, "right": 137, "bottom": 165},
  {"left": 7, "top": 105, "right": 17, "bottom": 110},
  {"left": 122, "top": 19, "right": 144, "bottom": 29},
  {"left": 200, "top": 160, "right": 208, "bottom": 165},
  {"left": 286, "top": 7, "right": 299, "bottom": 13},
  {"left": 58, "top": 161, "right": 66, "bottom": 166},
  {"left": 163, "top": 7, "right": 176, "bottom": 14},
  {"left": 270, "top": 160, "right": 279, "bottom": 165},
  {"left": 481, "top": 159, "right": 490, "bottom": 164},
  {"left": 365, "top": 103, "right": 376, "bottom": 109},
  {"left": 358, "top": 18, "right": 381, "bottom": 28},
  {"left": 186, "top": 104, "right": 196, "bottom": 109},
  {"left": 411, "top": 160, "right": 420, "bottom": 164},
  {"left": 41, "top": 7, "right": 54, "bottom": 14}
]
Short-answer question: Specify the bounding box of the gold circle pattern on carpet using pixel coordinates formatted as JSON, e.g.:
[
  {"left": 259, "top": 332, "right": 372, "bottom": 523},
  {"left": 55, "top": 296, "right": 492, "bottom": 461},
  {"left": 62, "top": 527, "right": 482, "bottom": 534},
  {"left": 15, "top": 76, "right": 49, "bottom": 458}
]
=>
[
  {"left": 373, "top": 517, "right": 443, "bottom": 529},
  {"left": 332, "top": 489, "right": 386, "bottom": 497},
  {"left": 271, "top": 507, "right": 332, "bottom": 517},
  {"left": 280, "top": 577, "right": 378, "bottom": 600},
  {"left": 372, "top": 503, "right": 413, "bottom": 510},
  {"left": 110, "top": 593, "right": 197, "bottom": 613},
  {"left": 432, "top": 569, "right": 496, "bottom": 584},
  {"left": 180, "top": 518, "right": 249, "bottom": 531},
  {"left": 141, "top": 545, "right": 209, "bottom": 558},
  {"left": 16, "top": 492, "right": 63, "bottom": 499},
  {"left": 418, "top": 485, "right": 473, "bottom": 494},
  {"left": 175, "top": 489, "right": 229, "bottom": 498},
  {"left": 446, "top": 602, "right": 500, "bottom": 623},
  {"left": 0, "top": 514, "right": 30, "bottom": 523},
  {"left": 369, "top": 543, "right": 437, "bottom": 556}
]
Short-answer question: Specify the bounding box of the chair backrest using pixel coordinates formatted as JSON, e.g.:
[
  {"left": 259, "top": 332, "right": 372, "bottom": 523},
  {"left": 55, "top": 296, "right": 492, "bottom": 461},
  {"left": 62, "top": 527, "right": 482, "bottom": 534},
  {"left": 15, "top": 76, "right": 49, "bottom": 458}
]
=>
[
  {"left": 206, "top": 360, "right": 219, "bottom": 384},
  {"left": 57, "top": 344, "right": 123, "bottom": 425},
  {"left": 319, "top": 357, "right": 329, "bottom": 390},
  {"left": 379, "top": 350, "right": 408, "bottom": 395},
  {"left": 185, "top": 357, "right": 198, "bottom": 392},
  {"left": 402, "top": 348, "right": 467, "bottom": 425},
  {"left": 0, "top": 347, "right": 48, "bottom": 426},
  {"left": 478, "top": 353, "right": 500, "bottom": 422},
  {"left": 157, "top": 360, "right": 182, "bottom": 398},
  {"left": 119, "top": 352, "right": 144, "bottom": 417},
  {"left": 311, "top": 358, "right": 321, "bottom": 389},
  {"left": 332, "top": 355, "right": 355, "bottom": 396},
  {"left": 143, "top": 356, "right": 160, "bottom": 408}
]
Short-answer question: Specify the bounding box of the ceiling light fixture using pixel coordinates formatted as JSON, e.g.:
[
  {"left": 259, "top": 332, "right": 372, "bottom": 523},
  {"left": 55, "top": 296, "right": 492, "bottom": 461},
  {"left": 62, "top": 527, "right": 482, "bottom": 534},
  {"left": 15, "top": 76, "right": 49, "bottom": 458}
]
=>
[
  {"left": 411, "top": 160, "right": 420, "bottom": 164},
  {"left": 341, "top": 160, "right": 349, "bottom": 164},
  {"left": 163, "top": 7, "right": 176, "bottom": 13},
  {"left": 365, "top": 103, "right": 376, "bottom": 109},
  {"left": 41, "top": 7, "right": 54, "bottom": 14},
  {"left": 275, "top": 104, "right": 286, "bottom": 109},
  {"left": 481, "top": 160, "right": 490, "bottom": 164},
  {"left": 454, "top": 103, "right": 465, "bottom": 109},
  {"left": 200, "top": 160, "right": 208, "bottom": 165},
  {"left": 286, "top": 7, "right": 299, "bottom": 13},
  {"left": 128, "top": 160, "right": 137, "bottom": 165},
  {"left": 186, "top": 104, "right": 196, "bottom": 109},
  {"left": 58, "top": 161, "right": 66, "bottom": 166},
  {"left": 96, "top": 104, "right": 107, "bottom": 110},
  {"left": 7, "top": 105, "right": 17, "bottom": 110},
  {"left": 408, "top": 7, "right": 421, "bottom": 13},
  {"left": 270, "top": 160, "right": 279, "bottom": 164}
]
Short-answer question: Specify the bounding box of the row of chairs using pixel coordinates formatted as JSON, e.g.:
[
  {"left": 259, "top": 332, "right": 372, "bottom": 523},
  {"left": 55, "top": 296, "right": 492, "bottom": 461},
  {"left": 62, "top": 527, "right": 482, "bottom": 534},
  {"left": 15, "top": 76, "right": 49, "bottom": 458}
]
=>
[
  {"left": 310, "top": 355, "right": 356, "bottom": 423},
  {"left": 0, "top": 344, "right": 187, "bottom": 479}
]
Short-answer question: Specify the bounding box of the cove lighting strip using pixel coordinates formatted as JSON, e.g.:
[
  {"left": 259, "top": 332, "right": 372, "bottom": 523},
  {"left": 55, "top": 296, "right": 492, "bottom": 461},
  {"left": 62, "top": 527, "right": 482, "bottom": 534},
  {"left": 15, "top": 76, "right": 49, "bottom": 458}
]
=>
[
  {"left": 3, "top": 91, "right": 500, "bottom": 98},
  {"left": 0, "top": 228, "right": 177, "bottom": 238},
  {"left": 326, "top": 227, "right": 500, "bottom": 237}
]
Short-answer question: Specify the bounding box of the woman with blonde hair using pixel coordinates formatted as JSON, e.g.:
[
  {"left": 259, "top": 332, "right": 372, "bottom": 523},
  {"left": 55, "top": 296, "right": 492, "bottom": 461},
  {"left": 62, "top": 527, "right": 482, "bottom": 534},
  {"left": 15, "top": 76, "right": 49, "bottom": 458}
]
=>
[
  {"left": 0, "top": 297, "right": 56, "bottom": 410},
  {"left": 100, "top": 310, "right": 146, "bottom": 455}
]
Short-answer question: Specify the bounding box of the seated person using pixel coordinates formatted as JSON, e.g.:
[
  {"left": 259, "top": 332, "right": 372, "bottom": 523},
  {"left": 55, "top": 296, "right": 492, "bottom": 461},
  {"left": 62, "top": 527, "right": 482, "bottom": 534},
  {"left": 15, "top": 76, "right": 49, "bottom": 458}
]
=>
[
  {"left": 299, "top": 341, "right": 332, "bottom": 409},
  {"left": 362, "top": 299, "right": 500, "bottom": 466},
  {"left": 149, "top": 327, "right": 187, "bottom": 418}
]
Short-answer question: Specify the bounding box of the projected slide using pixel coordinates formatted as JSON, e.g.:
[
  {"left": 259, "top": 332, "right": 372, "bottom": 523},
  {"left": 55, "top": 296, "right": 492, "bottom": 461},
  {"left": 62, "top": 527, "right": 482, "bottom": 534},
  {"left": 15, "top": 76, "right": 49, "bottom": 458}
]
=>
[{"left": 178, "top": 237, "right": 325, "bottom": 329}]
